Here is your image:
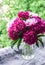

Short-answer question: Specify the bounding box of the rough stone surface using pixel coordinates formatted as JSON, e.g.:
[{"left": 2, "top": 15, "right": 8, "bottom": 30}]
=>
[{"left": 0, "top": 37, "right": 45, "bottom": 65}]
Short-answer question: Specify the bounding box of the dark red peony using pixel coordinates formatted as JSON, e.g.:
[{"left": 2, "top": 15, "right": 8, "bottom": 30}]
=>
[
  {"left": 8, "top": 17, "right": 26, "bottom": 40},
  {"left": 23, "top": 30, "right": 38, "bottom": 45},
  {"left": 18, "top": 11, "right": 29, "bottom": 19},
  {"left": 25, "top": 16, "right": 45, "bottom": 34}
]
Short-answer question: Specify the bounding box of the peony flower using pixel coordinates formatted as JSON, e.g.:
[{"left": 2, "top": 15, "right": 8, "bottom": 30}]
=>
[
  {"left": 13, "top": 17, "right": 26, "bottom": 32},
  {"left": 25, "top": 16, "right": 45, "bottom": 34},
  {"left": 8, "top": 26, "right": 18, "bottom": 40},
  {"left": 23, "top": 30, "right": 38, "bottom": 45},
  {"left": 18, "top": 11, "right": 29, "bottom": 19},
  {"left": 25, "top": 17, "right": 37, "bottom": 26},
  {"left": 30, "top": 16, "right": 45, "bottom": 34},
  {"left": 30, "top": 23, "right": 45, "bottom": 34},
  {"left": 8, "top": 17, "right": 26, "bottom": 40}
]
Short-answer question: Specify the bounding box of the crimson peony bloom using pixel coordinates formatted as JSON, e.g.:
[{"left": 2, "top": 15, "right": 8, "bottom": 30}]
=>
[
  {"left": 18, "top": 11, "right": 29, "bottom": 19},
  {"left": 8, "top": 17, "right": 26, "bottom": 40},
  {"left": 23, "top": 30, "right": 38, "bottom": 45},
  {"left": 8, "top": 26, "right": 18, "bottom": 40},
  {"left": 30, "top": 16, "right": 45, "bottom": 34},
  {"left": 13, "top": 17, "right": 26, "bottom": 32},
  {"left": 25, "top": 16, "right": 45, "bottom": 34}
]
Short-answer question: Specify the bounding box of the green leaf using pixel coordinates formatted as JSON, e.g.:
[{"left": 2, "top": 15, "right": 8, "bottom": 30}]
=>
[
  {"left": 11, "top": 39, "right": 18, "bottom": 48},
  {"left": 17, "top": 38, "right": 22, "bottom": 49},
  {"left": 36, "top": 41, "right": 39, "bottom": 47},
  {"left": 38, "top": 37, "right": 44, "bottom": 47},
  {"left": 38, "top": 34, "right": 45, "bottom": 37}
]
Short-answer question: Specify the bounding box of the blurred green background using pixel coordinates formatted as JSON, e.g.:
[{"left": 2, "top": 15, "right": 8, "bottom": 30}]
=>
[{"left": 0, "top": 0, "right": 45, "bottom": 48}]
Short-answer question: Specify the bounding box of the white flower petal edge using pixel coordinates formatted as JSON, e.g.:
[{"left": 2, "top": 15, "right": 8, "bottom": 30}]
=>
[{"left": 28, "top": 11, "right": 38, "bottom": 16}]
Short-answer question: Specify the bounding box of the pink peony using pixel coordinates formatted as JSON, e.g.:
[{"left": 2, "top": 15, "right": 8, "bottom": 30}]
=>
[
  {"left": 13, "top": 17, "right": 26, "bottom": 32},
  {"left": 18, "top": 11, "right": 29, "bottom": 19},
  {"left": 25, "top": 17, "right": 37, "bottom": 26},
  {"left": 25, "top": 16, "right": 45, "bottom": 34},
  {"left": 8, "top": 25, "right": 18, "bottom": 40},
  {"left": 23, "top": 30, "right": 38, "bottom": 45},
  {"left": 8, "top": 17, "right": 26, "bottom": 40},
  {"left": 30, "top": 16, "right": 45, "bottom": 34}
]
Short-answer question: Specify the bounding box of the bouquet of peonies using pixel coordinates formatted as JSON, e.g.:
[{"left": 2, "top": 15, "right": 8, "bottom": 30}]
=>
[{"left": 7, "top": 11, "right": 45, "bottom": 48}]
